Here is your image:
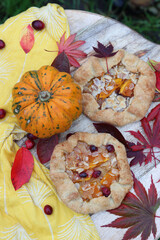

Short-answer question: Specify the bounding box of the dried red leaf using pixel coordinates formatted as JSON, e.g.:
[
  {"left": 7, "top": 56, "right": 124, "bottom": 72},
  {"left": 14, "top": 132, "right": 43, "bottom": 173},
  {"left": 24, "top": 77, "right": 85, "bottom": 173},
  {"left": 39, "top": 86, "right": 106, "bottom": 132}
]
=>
[
  {"left": 93, "top": 41, "right": 117, "bottom": 58},
  {"left": 127, "top": 142, "right": 146, "bottom": 166},
  {"left": 148, "top": 59, "right": 160, "bottom": 72},
  {"left": 141, "top": 117, "right": 152, "bottom": 139},
  {"left": 127, "top": 130, "right": 149, "bottom": 147},
  {"left": 135, "top": 49, "right": 148, "bottom": 58},
  {"left": 153, "top": 92, "right": 160, "bottom": 102},
  {"left": 127, "top": 105, "right": 160, "bottom": 166},
  {"left": 57, "top": 32, "right": 87, "bottom": 67},
  {"left": 102, "top": 176, "right": 160, "bottom": 240},
  {"left": 93, "top": 41, "right": 118, "bottom": 73},
  {"left": 51, "top": 51, "right": 70, "bottom": 73},
  {"left": 148, "top": 59, "right": 160, "bottom": 92},
  {"left": 152, "top": 112, "right": 160, "bottom": 145},
  {"left": 11, "top": 147, "right": 34, "bottom": 190},
  {"left": 93, "top": 122, "right": 128, "bottom": 148},
  {"left": 155, "top": 71, "right": 160, "bottom": 92},
  {"left": 20, "top": 25, "right": 34, "bottom": 53},
  {"left": 147, "top": 104, "right": 160, "bottom": 121},
  {"left": 37, "top": 135, "right": 59, "bottom": 164}
]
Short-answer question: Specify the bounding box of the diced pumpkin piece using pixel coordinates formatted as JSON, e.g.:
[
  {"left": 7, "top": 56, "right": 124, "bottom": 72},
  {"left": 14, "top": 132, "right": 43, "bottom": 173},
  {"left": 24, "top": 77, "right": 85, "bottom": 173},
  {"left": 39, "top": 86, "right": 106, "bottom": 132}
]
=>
[
  {"left": 97, "top": 78, "right": 123, "bottom": 99},
  {"left": 92, "top": 183, "right": 103, "bottom": 198},
  {"left": 114, "top": 78, "right": 124, "bottom": 88},
  {"left": 88, "top": 155, "right": 109, "bottom": 169},
  {"left": 119, "top": 79, "right": 135, "bottom": 97},
  {"left": 100, "top": 169, "right": 119, "bottom": 187}
]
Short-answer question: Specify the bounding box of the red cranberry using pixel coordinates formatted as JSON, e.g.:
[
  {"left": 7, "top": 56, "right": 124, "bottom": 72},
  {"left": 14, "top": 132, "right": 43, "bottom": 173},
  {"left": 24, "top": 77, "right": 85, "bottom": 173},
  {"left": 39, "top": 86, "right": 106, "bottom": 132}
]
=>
[
  {"left": 25, "top": 139, "right": 35, "bottom": 150},
  {"left": 0, "top": 40, "right": 5, "bottom": 49},
  {"left": 106, "top": 144, "right": 115, "bottom": 153},
  {"left": 66, "top": 132, "right": 75, "bottom": 140},
  {"left": 32, "top": 20, "right": 45, "bottom": 30},
  {"left": 0, "top": 109, "right": 6, "bottom": 119},
  {"left": 101, "top": 187, "right": 111, "bottom": 197},
  {"left": 44, "top": 205, "right": 53, "bottom": 215},
  {"left": 89, "top": 145, "right": 98, "bottom": 152},
  {"left": 27, "top": 133, "right": 38, "bottom": 140},
  {"left": 79, "top": 172, "right": 88, "bottom": 178},
  {"left": 92, "top": 170, "right": 101, "bottom": 178}
]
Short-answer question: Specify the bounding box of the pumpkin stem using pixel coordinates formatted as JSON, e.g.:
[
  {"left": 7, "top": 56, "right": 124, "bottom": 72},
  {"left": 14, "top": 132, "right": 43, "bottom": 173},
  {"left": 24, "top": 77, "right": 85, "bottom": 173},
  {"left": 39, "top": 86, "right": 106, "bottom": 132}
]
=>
[{"left": 39, "top": 91, "right": 51, "bottom": 102}]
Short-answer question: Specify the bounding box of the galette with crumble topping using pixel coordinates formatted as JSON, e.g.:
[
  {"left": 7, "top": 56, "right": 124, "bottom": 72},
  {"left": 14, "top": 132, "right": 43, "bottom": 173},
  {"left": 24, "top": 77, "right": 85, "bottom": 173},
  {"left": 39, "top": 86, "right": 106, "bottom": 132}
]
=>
[
  {"left": 73, "top": 49, "right": 156, "bottom": 126},
  {"left": 50, "top": 132, "right": 133, "bottom": 214}
]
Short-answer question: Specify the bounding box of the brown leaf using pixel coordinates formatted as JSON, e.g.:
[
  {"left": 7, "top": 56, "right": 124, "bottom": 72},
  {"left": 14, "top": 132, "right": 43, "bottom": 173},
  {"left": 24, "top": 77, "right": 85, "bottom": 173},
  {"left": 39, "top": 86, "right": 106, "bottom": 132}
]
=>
[
  {"left": 37, "top": 135, "right": 59, "bottom": 164},
  {"left": 93, "top": 122, "right": 128, "bottom": 148},
  {"left": 51, "top": 51, "right": 70, "bottom": 73},
  {"left": 135, "top": 49, "right": 148, "bottom": 58}
]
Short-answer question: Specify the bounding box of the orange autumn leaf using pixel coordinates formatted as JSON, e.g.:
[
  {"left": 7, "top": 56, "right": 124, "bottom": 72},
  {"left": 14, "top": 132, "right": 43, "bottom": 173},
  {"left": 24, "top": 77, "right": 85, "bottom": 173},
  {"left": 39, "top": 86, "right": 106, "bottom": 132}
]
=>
[{"left": 20, "top": 24, "right": 34, "bottom": 53}]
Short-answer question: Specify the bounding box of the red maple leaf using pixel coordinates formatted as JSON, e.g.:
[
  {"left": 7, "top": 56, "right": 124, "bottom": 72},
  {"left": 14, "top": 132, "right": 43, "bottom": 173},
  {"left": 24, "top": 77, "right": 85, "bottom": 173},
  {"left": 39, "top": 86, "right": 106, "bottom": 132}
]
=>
[
  {"left": 127, "top": 104, "right": 160, "bottom": 167},
  {"left": 127, "top": 142, "right": 146, "bottom": 167},
  {"left": 148, "top": 59, "right": 160, "bottom": 92},
  {"left": 102, "top": 175, "right": 160, "bottom": 240},
  {"left": 56, "top": 32, "right": 87, "bottom": 67}
]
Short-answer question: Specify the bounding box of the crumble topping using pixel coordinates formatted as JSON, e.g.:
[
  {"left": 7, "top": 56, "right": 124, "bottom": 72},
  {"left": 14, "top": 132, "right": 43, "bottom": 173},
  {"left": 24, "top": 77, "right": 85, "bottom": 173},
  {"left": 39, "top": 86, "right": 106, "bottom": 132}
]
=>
[
  {"left": 65, "top": 141, "right": 119, "bottom": 201},
  {"left": 83, "top": 63, "right": 139, "bottom": 111}
]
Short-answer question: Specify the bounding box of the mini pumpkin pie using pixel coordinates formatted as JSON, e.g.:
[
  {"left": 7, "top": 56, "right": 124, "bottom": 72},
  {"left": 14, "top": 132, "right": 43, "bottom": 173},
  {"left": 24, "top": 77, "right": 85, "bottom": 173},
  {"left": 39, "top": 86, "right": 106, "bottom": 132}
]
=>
[
  {"left": 73, "top": 49, "right": 156, "bottom": 126},
  {"left": 50, "top": 132, "right": 133, "bottom": 214}
]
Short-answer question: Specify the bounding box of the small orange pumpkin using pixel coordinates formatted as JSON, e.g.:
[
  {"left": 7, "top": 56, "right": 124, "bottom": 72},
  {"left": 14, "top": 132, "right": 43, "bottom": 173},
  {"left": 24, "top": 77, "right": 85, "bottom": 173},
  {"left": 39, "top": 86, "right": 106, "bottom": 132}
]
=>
[{"left": 12, "top": 65, "right": 82, "bottom": 138}]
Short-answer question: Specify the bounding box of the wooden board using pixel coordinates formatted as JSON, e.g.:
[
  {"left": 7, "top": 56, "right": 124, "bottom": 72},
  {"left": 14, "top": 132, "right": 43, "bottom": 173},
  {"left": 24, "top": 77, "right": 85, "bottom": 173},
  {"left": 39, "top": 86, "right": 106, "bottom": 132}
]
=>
[
  {"left": 19, "top": 10, "right": 160, "bottom": 240},
  {"left": 65, "top": 11, "right": 160, "bottom": 240}
]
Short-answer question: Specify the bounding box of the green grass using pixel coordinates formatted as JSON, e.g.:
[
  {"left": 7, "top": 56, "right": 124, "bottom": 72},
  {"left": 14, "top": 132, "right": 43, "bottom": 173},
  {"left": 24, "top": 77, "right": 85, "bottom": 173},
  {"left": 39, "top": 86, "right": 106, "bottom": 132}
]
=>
[{"left": 0, "top": 0, "right": 160, "bottom": 44}]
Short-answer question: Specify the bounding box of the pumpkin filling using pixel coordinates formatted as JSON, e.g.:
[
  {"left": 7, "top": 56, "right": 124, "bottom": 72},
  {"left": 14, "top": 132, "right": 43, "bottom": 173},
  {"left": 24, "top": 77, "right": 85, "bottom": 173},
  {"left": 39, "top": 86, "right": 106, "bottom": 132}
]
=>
[
  {"left": 65, "top": 141, "right": 119, "bottom": 201},
  {"left": 83, "top": 63, "right": 139, "bottom": 111}
]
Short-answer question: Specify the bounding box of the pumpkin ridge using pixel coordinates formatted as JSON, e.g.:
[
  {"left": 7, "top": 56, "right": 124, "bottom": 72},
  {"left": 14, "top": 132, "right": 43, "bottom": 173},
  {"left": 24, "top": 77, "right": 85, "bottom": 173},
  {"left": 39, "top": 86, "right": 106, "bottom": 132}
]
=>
[
  {"left": 12, "top": 97, "right": 37, "bottom": 114},
  {"left": 13, "top": 88, "right": 39, "bottom": 98},
  {"left": 15, "top": 102, "right": 40, "bottom": 128},
  {"left": 37, "top": 65, "right": 59, "bottom": 90},
  {"left": 50, "top": 97, "right": 82, "bottom": 121},
  {"left": 21, "top": 71, "right": 42, "bottom": 91},
  {"left": 48, "top": 98, "right": 75, "bottom": 121},
  {"left": 45, "top": 102, "right": 54, "bottom": 125},
  {"left": 49, "top": 73, "right": 74, "bottom": 92},
  {"left": 17, "top": 81, "right": 40, "bottom": 92},
  {"left": 30, "top": 103, "right": 53, "bottom": 133},
  {"left": 30, "top": 71, "right": 42, "bottom": 90},
  {"left": 49, "top": 78, "right": 65, "bottom": 92},
  {"left": 50, "top": 82, "right": 80, "bottom": 97},
  {"left": 50, "top": 95, "right": 81, "bottom": 107}
]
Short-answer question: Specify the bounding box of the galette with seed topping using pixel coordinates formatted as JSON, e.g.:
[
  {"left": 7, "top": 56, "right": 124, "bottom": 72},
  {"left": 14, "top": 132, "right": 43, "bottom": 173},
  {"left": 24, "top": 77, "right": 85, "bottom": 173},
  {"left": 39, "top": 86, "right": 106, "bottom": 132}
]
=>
[
  {"left": 73, "top": 49, "right": 156, "bottom": 126},
  {"left": 50, "top": 132, "right": 133, "bottom": 214}
]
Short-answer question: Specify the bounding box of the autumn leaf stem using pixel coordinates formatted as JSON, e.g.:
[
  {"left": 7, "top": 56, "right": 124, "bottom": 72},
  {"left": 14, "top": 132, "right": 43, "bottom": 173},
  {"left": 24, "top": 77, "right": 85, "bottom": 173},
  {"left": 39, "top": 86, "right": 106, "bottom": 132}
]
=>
[
  {"left": 44, "top": 49, "right": 58, "bottom": 53},
  {"left": 151, "top": 150, "right": 160, "bottom": 165},
  {"left": 106, "top": 57, "right": 110, "bottom": 74},
  {"left": 151, "top": 149, "right": 157, "bottom": 167}
]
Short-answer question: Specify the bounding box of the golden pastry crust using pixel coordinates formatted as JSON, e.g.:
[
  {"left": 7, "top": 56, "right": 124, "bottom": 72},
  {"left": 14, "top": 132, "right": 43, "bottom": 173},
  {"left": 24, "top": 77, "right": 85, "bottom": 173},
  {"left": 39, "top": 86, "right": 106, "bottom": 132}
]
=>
[
  {"left": 50, "top": 132, "right": 133, "bottom": 214},
  {"left": 73, "top": 49, "right": 156, "bottom": 126}
]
